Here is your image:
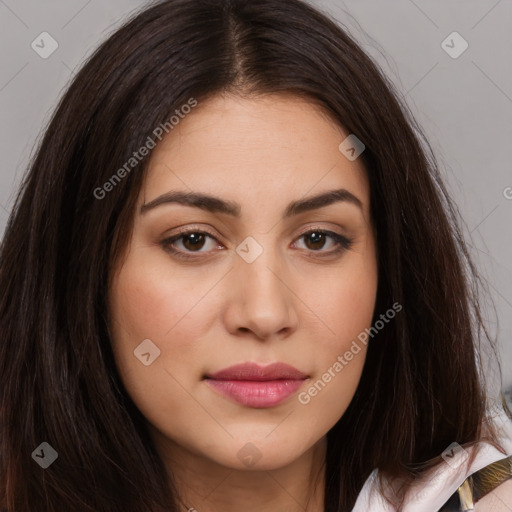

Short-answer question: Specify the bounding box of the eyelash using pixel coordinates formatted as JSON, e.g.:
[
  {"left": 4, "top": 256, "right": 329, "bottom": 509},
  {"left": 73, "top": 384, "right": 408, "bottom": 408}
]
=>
[{"left": 160, "top": 226, "right": 354, "bottom": 262}]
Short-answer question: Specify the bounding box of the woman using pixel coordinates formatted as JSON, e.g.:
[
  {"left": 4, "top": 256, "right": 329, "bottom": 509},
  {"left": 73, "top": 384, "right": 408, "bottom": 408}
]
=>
[{"left": 0, "top": 0, "right": 510, "bottom": 510}]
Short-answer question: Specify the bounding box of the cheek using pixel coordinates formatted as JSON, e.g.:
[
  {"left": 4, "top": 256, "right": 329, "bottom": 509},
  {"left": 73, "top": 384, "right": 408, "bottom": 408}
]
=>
[
  {"left": 110, "top": 251, "right": 184, "bottom": 337},
  {"left": 107, "top": 248, "right": 215, "bottom": 388},
  {"left": 108, "top": 256, "right": 214, "bottom": 436},
  {"left": 295, "top": 253, "right": 377, "bottom": 417},
  {"left": 109, "top": 241, "right": 216, "bottom": 342},
  {"left": 305, "top": 255, "right": 378, "bottom": 352},
  {"left": 296, "top": 292, "right": 373, "bottom": 433}
]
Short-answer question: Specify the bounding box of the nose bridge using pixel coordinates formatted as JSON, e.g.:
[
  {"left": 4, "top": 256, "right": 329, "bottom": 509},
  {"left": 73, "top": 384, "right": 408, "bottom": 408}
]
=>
[
  {"left": 226, "top": 235, "right": 297, "bottom": 338},
  {"left": 237, "top": 236, "right": 286, "bottom": 302}
]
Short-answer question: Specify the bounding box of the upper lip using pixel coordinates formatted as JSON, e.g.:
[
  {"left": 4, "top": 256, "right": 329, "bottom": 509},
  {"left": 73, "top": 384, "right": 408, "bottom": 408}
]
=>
[{"left": 205, "top": 362, "right": 308, "bottom": 381}]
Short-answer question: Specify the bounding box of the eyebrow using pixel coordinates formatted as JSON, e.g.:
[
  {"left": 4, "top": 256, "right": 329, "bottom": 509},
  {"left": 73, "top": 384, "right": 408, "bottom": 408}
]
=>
[{"left": 140, "top": 188, "right": 363, "bottom": 217}]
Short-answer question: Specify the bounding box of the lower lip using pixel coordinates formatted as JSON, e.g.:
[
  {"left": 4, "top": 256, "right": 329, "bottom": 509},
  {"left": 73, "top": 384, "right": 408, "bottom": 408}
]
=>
[{"left": 205, "top": 379, "right": 306, "bottom": 408}]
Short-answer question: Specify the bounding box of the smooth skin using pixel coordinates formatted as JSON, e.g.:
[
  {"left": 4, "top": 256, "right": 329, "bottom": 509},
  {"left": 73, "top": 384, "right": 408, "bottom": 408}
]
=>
[
  {"left": 108, "top": 93, "right": 379, "bottom": 512},
  {"left": 475, "top": 479, "right": 512, "bottom": 511}
]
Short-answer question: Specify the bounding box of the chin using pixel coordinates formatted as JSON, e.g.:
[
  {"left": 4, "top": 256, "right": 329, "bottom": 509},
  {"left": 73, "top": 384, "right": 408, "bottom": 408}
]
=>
[{"left": 205, "top": 438, "right": 316, "bottom": 472}]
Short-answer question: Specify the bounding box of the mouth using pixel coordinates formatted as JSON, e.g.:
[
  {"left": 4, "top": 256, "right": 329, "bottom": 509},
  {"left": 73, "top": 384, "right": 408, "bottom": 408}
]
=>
[{"left": 203, "top": 362, "right": 309, "bottom": 408}]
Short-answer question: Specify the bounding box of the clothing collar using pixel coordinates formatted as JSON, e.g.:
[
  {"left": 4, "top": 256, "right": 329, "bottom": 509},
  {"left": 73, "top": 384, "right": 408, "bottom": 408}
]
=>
[{"left": 352, "top": 406, "right": 512, "bottom": 511}]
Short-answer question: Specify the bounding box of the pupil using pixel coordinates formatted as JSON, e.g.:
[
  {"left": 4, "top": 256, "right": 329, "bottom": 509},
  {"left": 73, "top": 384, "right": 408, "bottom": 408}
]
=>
[{"left": 183, "top": 233, "right": 205, "bottom": 251}]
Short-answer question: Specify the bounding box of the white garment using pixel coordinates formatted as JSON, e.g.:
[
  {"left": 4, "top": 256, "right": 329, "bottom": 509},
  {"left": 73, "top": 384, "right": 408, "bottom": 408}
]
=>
[{"left": 352, "top": 407, "right": 512, "bottom": 511}]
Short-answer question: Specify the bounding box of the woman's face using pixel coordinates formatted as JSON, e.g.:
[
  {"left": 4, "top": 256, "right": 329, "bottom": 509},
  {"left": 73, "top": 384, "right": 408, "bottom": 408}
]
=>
[{"left": 109, "top": 93, "right": 378, "bottom": 472}]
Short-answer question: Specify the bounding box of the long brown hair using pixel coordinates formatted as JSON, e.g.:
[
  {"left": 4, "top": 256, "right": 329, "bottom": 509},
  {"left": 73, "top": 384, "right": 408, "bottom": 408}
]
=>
[{"left": 0, "top": 0, "right": 505, "bottom": 510}]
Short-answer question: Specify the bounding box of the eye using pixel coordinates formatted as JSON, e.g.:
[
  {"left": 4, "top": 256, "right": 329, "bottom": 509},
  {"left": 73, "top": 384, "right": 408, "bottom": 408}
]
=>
[
  {"left": 293, "top": 229, "right": 354, "bottom": 256},
  {"left": 161, "top": 229, "right": 223, "bottom": 260}
]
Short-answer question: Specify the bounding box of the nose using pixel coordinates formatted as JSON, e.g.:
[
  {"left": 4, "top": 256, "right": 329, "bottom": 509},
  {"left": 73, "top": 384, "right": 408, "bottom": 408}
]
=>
[{"left": 222, "top": 245, "right": 299, "bottom": 341}]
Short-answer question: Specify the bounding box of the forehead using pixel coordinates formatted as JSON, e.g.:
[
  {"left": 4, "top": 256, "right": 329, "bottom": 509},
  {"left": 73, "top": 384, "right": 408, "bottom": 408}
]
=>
[{"left": 141, "top": 93, "right": 370, "bottom": 211}]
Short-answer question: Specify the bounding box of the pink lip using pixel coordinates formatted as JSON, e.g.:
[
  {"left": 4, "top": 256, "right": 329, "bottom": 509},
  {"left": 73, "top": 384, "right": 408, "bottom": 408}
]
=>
[{"left": 204, "top": 362, "right": 308, "bottom": 408}]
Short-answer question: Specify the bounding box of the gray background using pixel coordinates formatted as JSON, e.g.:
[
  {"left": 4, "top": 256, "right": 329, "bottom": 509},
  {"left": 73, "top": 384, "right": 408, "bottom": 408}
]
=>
[{"left": 1, "top": 1, "right": 511, "bottom": 397}]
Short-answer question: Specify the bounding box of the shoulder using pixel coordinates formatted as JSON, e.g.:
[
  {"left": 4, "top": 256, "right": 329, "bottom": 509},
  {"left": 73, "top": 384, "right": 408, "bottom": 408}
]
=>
[{"left": 475, "top": 478, "right": 512, "bottom": 511}]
